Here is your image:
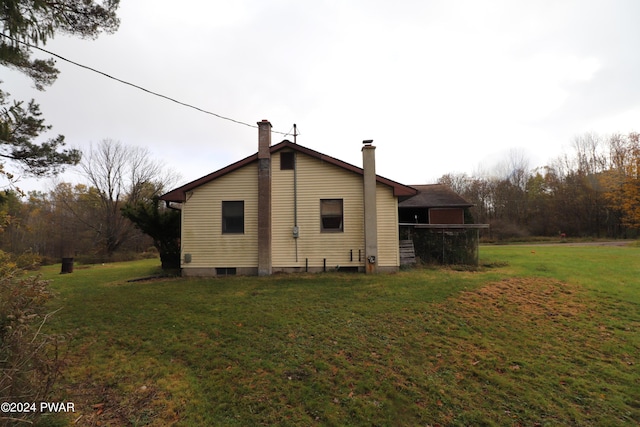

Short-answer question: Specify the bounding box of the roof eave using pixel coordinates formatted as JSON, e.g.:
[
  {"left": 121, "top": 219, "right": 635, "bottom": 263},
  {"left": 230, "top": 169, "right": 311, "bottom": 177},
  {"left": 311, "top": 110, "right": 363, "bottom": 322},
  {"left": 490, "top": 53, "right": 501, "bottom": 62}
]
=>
[
  {"left": 272, "top": 141, "right": 417, "bottom": 197},
  {"left": 159, "top": 153, "right": 259, "bottom": 202},
  {"left": 160, "top": 140, "right": 417, "bottom": 201}
]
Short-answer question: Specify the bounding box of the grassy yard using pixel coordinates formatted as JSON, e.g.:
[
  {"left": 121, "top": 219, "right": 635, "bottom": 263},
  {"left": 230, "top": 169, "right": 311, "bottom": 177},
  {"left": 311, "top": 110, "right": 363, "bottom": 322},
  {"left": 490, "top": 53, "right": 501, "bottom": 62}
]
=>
[{"left": 35, "top": 245, "right": 639, "bottom": 426}]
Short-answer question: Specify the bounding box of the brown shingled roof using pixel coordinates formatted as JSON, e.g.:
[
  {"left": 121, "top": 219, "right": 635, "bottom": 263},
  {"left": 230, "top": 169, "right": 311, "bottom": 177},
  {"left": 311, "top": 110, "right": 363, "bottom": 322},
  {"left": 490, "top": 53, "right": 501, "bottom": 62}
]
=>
[
  {"left": 160, "top": 140, "right": 417, "bottom": 202},
  {"left": 398, "top": 184, "right": 472, "bottom": 208}
]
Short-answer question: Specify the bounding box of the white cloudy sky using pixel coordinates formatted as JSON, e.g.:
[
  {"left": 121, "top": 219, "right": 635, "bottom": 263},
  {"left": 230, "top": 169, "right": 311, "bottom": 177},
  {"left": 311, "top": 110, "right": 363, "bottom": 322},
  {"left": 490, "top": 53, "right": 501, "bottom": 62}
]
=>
[{"left": 4, "top": 0, "right": 640, "bottom": 193}]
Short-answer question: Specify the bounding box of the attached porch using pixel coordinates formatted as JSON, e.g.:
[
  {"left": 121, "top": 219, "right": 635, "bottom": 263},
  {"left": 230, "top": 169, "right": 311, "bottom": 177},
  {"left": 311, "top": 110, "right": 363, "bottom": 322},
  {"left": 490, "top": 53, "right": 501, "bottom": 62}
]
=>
[{"left": 399, "top": 223, "right": 490, "bottom": 266}]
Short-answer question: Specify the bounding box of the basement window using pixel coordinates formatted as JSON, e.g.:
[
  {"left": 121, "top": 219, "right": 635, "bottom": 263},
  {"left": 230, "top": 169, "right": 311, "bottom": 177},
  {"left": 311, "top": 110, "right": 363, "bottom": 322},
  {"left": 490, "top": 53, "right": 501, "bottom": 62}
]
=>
[
  {"left": 320, "top": 199, "right": 343, "bottom": 232},
  {"left": 222, "top": 201, "right": 244, "bottom": 234},
  {"left": 280, "top": 151, "right": 295, "bottom": 170},
  {"left": 216, "top": 267, "right": 237, "bottom": 276}
]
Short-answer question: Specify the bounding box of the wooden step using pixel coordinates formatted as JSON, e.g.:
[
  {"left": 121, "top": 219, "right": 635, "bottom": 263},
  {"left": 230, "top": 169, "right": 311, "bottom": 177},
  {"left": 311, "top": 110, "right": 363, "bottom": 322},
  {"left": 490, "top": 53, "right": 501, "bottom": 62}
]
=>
[{"left": 399, "top": 240, "right": 416, "bottom": 265}]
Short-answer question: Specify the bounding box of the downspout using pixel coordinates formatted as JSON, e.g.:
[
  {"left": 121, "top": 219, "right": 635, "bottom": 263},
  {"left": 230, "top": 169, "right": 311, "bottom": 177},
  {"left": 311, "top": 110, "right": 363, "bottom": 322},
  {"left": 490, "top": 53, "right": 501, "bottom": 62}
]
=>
[
  {"left": 293, "top": 124, "right": 299, "bottom": 263},
  {"left": 293, "top": 149, "right": 299, "bottom": 263}
]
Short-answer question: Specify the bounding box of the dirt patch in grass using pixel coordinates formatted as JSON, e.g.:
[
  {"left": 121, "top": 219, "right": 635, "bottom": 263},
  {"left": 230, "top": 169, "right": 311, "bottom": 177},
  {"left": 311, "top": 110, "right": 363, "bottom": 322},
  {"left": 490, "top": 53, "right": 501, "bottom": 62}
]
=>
[
  {"left": 456, "top": 277, "right": 586, "bottom": 318},
  {"left": 65, "top": 382, "right": 172, "bottom": 426},
  {"left": 422, "top": 277, "right": 639, "bottom": 425}
]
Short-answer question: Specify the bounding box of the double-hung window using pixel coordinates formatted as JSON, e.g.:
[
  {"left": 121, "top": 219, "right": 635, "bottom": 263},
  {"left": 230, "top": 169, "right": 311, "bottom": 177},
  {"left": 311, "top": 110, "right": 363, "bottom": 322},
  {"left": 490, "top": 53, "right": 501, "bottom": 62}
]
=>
[{"left": 222, "top": 201, "right": 244, "bottom": 234}]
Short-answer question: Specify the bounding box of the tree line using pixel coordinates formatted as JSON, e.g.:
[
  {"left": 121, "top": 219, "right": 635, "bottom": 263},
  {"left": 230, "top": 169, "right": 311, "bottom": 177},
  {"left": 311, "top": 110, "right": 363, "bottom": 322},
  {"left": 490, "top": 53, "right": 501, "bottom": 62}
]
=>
[
  {"left": 1, "top": 139, "right": 181, "bottom": 267},
  {"left": 1, "top": 1, "right": 183, "bottom": 269},
  {"left": 439, "top": 132, "right": 640, "bottom": 240}
]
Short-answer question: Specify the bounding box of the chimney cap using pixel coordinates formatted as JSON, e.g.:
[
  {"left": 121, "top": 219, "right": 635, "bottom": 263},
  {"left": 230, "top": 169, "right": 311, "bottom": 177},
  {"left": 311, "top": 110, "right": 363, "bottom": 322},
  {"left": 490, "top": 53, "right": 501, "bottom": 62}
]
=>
[{"left": 362, "top": 139, "right": 374, "bottom": 145}]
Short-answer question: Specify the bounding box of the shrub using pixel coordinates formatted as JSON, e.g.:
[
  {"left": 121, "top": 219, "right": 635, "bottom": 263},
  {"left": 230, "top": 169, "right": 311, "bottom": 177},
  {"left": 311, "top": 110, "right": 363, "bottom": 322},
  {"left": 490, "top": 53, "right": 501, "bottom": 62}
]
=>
[
  {"left": 0, "top": 250, "right": 67, "bottom": 426},
  {"left": 13, "top": 250, "right": 42, "bottom": 270}
]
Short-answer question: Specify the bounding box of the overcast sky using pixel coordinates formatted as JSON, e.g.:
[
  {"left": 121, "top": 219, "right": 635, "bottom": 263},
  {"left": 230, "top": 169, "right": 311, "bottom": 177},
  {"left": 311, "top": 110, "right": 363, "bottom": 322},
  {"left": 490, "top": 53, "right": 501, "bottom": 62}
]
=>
[{"left": 4, "top": 0, "right": 640, "bottom": 193}]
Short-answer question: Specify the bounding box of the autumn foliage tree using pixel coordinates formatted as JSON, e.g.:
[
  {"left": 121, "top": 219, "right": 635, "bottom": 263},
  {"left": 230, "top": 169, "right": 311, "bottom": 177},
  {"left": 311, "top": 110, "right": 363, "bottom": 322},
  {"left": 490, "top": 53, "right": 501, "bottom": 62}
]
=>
[{"left": 603, "top": 133, "right": 640, "bottom": 229}]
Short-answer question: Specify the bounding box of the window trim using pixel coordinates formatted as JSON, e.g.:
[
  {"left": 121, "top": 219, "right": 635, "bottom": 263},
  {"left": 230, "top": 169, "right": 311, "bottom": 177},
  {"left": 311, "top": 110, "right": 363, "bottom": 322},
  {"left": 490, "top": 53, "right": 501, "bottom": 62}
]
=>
[
  {"left": 320, "top": 198, "right": 344, "bottom": 233},
  {"left": 222, "top": 200, "right": 244, "bottom": 234}
]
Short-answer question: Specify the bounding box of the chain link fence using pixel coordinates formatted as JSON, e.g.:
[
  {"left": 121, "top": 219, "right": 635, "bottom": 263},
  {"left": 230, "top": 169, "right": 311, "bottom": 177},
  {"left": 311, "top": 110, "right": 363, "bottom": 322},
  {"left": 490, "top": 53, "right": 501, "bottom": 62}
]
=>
[{"left": 400, "top": 224, "right": 488, "bottom": 266}]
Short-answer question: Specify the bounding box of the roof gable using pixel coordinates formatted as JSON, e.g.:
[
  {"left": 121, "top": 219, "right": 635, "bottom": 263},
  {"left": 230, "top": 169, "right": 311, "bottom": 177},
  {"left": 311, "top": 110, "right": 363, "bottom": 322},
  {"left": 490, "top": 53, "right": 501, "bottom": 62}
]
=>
[{"left": 160, "top": 140, "right": 417, "bottom": 202}]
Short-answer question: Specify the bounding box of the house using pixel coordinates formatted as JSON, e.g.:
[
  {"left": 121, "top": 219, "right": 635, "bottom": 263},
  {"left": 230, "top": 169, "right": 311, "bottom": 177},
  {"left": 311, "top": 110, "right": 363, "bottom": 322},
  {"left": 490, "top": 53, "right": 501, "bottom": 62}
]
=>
[
  {"left": 160, "top": 120, "right": 417, "bottom": 276},
  {"left": 398, "top": 184, "right": 473, "bottom": 225}
]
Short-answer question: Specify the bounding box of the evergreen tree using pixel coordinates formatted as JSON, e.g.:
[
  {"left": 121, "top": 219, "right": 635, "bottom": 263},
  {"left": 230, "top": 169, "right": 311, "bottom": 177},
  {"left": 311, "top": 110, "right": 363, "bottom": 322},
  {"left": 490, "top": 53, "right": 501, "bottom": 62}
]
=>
[
  {"left": 121, "top": 198, "right": 181, "bottom": 270},
  {"left": 0, "top": 0, "right": 120, "bottom": 181}
]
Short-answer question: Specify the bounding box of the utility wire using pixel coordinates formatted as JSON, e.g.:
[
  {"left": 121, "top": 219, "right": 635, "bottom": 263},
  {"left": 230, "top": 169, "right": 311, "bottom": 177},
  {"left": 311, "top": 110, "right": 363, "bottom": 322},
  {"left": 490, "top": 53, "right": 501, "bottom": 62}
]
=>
[{"left": 0, "top": 33, "right": 291, "bottom": 136}]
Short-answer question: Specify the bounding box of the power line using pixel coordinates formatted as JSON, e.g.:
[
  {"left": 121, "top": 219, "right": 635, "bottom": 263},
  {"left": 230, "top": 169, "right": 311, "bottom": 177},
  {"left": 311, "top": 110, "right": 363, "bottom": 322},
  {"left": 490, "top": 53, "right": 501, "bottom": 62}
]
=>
[
  {"left": 0, "top": 33, "right": 291, "bottom": 136},
  {"left": 281, "top": 124, "right": 301, "bottom": 141}
]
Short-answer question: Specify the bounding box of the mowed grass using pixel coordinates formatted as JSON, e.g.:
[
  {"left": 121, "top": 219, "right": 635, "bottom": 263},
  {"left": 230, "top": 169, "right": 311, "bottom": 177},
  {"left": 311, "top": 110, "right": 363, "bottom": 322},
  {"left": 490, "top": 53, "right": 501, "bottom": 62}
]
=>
[{"left": 36, "top": 245, "right": 639, "bottom": 426}]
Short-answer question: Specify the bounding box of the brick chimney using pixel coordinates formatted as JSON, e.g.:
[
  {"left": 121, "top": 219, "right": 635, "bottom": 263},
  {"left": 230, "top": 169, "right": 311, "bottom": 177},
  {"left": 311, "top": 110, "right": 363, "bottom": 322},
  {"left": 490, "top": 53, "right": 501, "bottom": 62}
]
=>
[
  {"left": 362, "top": 140, "right": 378, "bottom": 274},
  {"left": 257, "top": 120, "right": 272, "bottom": 276}
]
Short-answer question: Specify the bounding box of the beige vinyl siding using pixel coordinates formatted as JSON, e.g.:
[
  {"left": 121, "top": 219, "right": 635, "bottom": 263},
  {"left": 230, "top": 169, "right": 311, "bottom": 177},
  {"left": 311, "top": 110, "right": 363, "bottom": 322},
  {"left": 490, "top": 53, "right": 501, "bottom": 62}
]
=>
[
  {"left": 272, "top": 150, "right": 399, "bottom": 269},
  {"left": 272, "top": 150, "right": 365, "bottom": 268},
  {"left": 272, "top": 150, "right": 297, "bottom": 265},
  {"left": 376, "top": 184, "right": 399, "bottom": 267},
  {"left": 181, "top": 164, "right": 258, "bottom": 268}
]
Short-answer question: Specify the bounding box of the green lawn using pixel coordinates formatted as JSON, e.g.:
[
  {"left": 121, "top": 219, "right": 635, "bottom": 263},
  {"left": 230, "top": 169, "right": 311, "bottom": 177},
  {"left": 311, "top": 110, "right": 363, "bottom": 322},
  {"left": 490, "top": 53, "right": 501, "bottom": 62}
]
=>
[{"left": 37, "top": 245, "right": 640, "bottom": 426}]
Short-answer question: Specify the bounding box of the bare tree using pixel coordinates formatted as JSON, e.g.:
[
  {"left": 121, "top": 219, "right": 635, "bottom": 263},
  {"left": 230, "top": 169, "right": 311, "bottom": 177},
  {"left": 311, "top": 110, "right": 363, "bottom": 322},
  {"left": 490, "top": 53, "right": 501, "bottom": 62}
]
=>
[
  {"left": 568, "top": 132, "right": 609, "bottom": 176},
  {"left": 437, "top": 173, "right": 471, "bottom": 196},
  {"left": 490, "top": 148, "right": 531, "bottom": 189},
  {"left": 79, "top": 139, "right": 178, "bottom": 257}
]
